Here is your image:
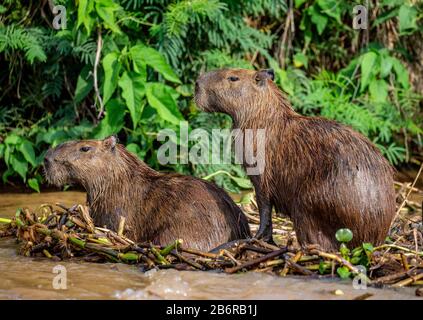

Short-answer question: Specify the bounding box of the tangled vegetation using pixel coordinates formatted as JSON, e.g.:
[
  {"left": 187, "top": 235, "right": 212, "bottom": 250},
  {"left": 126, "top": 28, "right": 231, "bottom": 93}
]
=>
[
  {"left": 0, "top": 180, "right": 421, "bottom": 291},
  {"left": 0, "top": 0, "right": 422, "bottom": 192}
]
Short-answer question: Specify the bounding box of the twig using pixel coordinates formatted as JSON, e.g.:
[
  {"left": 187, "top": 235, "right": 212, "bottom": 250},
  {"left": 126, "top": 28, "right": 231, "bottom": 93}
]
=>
[
  {"left": 392, "top": 271, "right": 423, "bottom": 287},
  {"left": 281, "top": 251, "right": 302, "bottom": 276},
  {"left": 181, "top": 247, "right": 219, "bottom": 259},
  {"left": 278, "top": 1, "right": 292, "bottom": 68},
  {"left": 222, "top": 249, "right": 241, "bottom": 266},
  {"left": 392, "top": 162, "right": 423, "bottom": 225},
  {"left": 251, "top": 239, "right": 281, "bottom": 251},
  {"left": 93, "top": 28, "right": 104, "bottom": 120},
  {"left": 371, "top": 268, "right": 415, "bottom": 285},
  {"left": 171, "top": 251, "right": 204, "bottom": 270},
  {"left": 225, "top": 248, "right": 288, "bottom": 274},
  {"left": 118, "top": 216, "right": 125, "bottom": 237},
  {"left": 374, "top": 244, "right": 423, "bottom": 256}
]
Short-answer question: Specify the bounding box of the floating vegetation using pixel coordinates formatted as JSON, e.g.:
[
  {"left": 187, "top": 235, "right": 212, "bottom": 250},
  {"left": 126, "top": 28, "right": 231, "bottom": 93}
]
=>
[{"left": 0, "top": 181, "right": 422, "bottom": 295}]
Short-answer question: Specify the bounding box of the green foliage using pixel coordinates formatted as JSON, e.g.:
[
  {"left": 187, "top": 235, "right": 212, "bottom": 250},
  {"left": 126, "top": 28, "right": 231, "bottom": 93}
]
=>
[
  {"left": 332, "top": 228, "right": 375, "bottom": 279},
  {"left": 0, "top": 0, "right": 422, "bottom": 193},
  {"left": 0, "top": 25, "right": 47, "bottom": 64},
  {"left": 274, "top": 44, "right": 421, "bottom": 165},
  {"left": 335, "top": 228, "right": 353, "bottom": 243}
]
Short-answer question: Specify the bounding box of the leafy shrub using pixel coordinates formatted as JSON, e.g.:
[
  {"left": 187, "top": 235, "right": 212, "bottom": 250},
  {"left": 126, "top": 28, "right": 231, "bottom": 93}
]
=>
[{"left": 0, "top": 0, "right": 421, "bottom": 192}]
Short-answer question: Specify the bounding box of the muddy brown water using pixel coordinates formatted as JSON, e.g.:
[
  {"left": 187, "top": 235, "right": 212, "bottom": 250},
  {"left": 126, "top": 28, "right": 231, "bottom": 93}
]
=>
[{"left": 0, "top": 191, "right": 421, "bottom": 300}]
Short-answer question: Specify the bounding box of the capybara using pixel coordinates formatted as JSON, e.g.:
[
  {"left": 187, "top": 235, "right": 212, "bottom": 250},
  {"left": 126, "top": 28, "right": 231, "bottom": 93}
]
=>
[
  {"left": 195, "top": 68, "right": 396, "bottom": 250},
  {"left": 44, "top": 136, "right": 251, "bottom": 251}
]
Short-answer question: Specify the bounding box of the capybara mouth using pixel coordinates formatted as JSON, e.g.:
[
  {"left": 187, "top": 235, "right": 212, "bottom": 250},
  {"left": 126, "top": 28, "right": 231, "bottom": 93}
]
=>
[
  {"left": 43, "top": 163, "right": 70, "bottom": 187},
  {"left": 194, "top": 87, "right": 211, "bottom": 112},
  {"left": 193, "top": 86, "right": 205, "bottom": 111},
  {"left": 194, "top": 77, "right": 210, "bottom": 112}
]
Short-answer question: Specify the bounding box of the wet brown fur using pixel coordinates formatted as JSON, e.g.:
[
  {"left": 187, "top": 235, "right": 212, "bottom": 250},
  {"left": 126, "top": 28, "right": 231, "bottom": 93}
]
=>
[
  {"left": 44, "top": 137, "right": 251, "bottom": 251},
  {"left": 195, "top": 68, "right": 396, "bottom": 251}
]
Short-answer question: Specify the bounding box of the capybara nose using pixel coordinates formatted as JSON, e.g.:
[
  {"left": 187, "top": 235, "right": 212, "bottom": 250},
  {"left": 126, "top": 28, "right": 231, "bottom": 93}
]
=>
[
  {"left": 195, "top": 72, "right": 209, "bottom": 92},
  {"left": 195, "top": 80, "right": 200, "bottom": 94},
  {"left": 44, "top": 149, "right": 54, "bottom": 167}
]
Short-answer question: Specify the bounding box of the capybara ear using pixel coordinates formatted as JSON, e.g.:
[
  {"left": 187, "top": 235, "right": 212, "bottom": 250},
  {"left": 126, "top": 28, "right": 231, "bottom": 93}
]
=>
[
  {"left": 103, "top": 136, "right": 117, "bottom": 151},
  {"left": 255, "top": 69, "right": 275, "bottom": 85}
]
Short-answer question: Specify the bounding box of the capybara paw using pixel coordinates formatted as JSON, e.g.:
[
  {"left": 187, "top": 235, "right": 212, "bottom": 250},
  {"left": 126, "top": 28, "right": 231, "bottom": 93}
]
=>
[{"left": 253, "top": 231, "right": 276, "bottom": 245}]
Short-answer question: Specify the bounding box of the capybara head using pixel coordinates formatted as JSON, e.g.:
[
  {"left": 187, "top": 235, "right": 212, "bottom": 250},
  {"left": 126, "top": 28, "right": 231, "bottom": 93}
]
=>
[
  {"left": 195, "top": 68, "right": 276, "bottom": 116},
  {"left": 44, "top": 136, "right": 118, "bottom": 187}
]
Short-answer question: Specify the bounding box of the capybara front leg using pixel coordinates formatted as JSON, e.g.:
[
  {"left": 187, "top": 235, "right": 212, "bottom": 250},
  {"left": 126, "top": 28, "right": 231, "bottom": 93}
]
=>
[{"left": 254, "top": 194, "right": 274, "bottom": 243}]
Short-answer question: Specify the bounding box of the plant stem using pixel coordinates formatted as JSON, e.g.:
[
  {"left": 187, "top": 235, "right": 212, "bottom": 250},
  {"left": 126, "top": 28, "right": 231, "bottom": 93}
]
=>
[{"left": 0, "top": 218, "right": 12, "bottom": 224}]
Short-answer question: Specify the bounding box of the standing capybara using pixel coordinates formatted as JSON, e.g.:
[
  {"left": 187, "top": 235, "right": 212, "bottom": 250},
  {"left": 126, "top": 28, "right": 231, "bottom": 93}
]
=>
[
  {"left": 195, "top": 68, "right": 396, "bottom": 250},
  {"left": 44, "top": 136, "right": 250, "bottom": 251}
]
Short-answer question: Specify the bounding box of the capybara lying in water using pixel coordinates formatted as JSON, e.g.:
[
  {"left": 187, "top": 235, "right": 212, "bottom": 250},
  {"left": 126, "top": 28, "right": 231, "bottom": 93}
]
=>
[
  {"left": 44, "top": 136, "right": 251, "bottom": 251},
  {"left": 195, "top": 68, "right": 396, "bottom": 251}
]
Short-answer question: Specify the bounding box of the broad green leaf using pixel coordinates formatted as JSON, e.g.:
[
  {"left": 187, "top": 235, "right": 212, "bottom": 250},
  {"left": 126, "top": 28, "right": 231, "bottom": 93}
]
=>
[
  {"left": 176, "top": 84, "right": 193, "bottom": 97},
  {"left": 392, "top": 58, "right": 410, "bottom": 89},
  {"left": 129, "top": 46, "right": 147, "bottom": 80},
  {"left": 309, "top": 5, "right": 328, "bottom": 35},
  {"left": 118, "top": 71, "right": 146, "bottom": 129},
  {"left": 336, "top": 266, "right": 351, "bottom": 279},
  {"left": 360, "top": 51, "right": 377, "bottom": 91},
  {"left": 77, "top": 0, "right": 94, "bottom": 34},
  {"left": 130, "top": 45, "right": 181, "bottom": 83},
  {"left": 126, "top": 143, "right": 141, "bottom": 155},
  {"left": 373, "top": 7, "right": 399, "bottom": 27},
  {"left": 28, "top": 178, "right": 40, "bottom": 193},
  {"left": 295, "top": 0, "right": 307, "bottom": 8},
  {"left": 4, "top": 144, "right": 10, "bottom": 165},
  {"left": 203, "top": 170, "right": 253, "bottom": 189},
  {"left": 335, "top": 228, "right": 353, "bottom": 243},
  {"left": 39, "top": 129, "right": 69, "bottom": 147},
  {"left": 230, "top": 175, "right": 253, "bottom": 189},
  {"left": 93, "top": 99, "right": 126, "bottom": 138},
  {"left": 237, "top": 192, "right": 254, "bottom": 205},
  {"left": 0, "top": 144, "right": 4, "bottom": 158},
  {"left": 146, "top": 83, "right": 184, "bottom": 125},
  {"left": 369, "top": 79, "right": 388, "bottom": 103},
  {"left": 2, "top": 168, "right": 14, "bottom": 184},
  {"left": 318, "top": 261, "right": 328, "bottom": 274},
  {"left": 352, "top": 247, "right": 363, "bottom": 257},
  {"left": 126, "top": 143, "right": 146, "bottom": 159},
  {"left": 339, "top": 243, "right": 350, "bottom": 257},
  {"left": 362, "top": 243, "right": 374, "bottom": 253},
  {"left": 95, "top": 0, "right": 122, "bottom": 34},
  {"left": 74, "top": 66, "right": 93, "bottom": 104},
  {"left": 275, "top": 69, "right": 294, "bottom": 96},
  {"left": 398, "top": 4, "right": 418, "bottom": 34},
  {"left": 380, "top": 56, "right": 393, "bottom": 78},
  {"left": 4, "top": 134, "right": 21, "bottom": 145},
  {"left": 317, "top": 0, "right": 341, "bottom": 23},
  {"left": 350, "top": 256, "right": 361, "bottom": 265},
  {"left": 102, "top": 52, "right": 121, "bottom": 104},
  {"left": 293, "top": 52, "right": 308, "bottom": 68},
  {"left": 19, "top": 140, "right": 36, "bottom": 167},
  {"left": 10, "top": 153, "right": 28, "bottom": 181}
]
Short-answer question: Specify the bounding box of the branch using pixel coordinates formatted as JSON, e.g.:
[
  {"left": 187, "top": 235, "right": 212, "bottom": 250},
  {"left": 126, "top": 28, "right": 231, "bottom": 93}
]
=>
[{"left": 93, "top": 28, "right": 104, "bottom": 120}]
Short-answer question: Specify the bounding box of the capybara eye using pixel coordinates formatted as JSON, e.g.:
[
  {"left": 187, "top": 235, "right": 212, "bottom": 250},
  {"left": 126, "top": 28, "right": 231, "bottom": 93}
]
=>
[
  {"left": 79, "top": 146, "right": 91, "bottom": 152},
  {"left": 228, "top": 76, "right": 239, "bottom": 82}
]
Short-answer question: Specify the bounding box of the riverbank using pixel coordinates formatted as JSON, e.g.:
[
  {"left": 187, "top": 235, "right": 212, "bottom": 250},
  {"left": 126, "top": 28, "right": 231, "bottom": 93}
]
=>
[{"left": 0, "top": 184, "right": 423, "bottom": 299}]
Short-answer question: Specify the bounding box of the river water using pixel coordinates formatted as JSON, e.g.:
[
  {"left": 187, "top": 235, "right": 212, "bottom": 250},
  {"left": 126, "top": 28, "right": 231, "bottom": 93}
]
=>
[{"left": 0, "top": 191, "right": 420, "bottom": 300}]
